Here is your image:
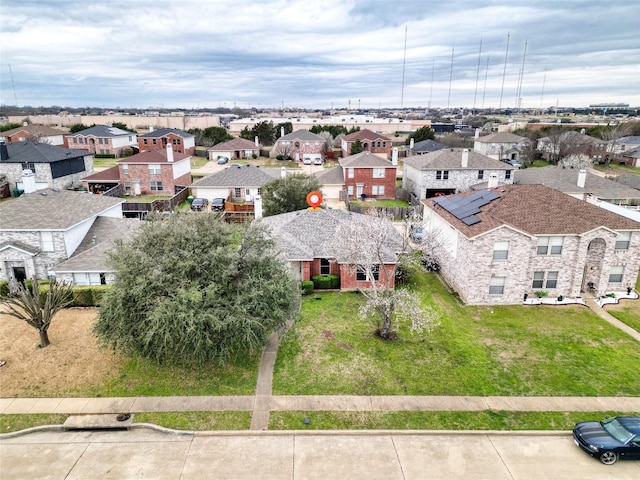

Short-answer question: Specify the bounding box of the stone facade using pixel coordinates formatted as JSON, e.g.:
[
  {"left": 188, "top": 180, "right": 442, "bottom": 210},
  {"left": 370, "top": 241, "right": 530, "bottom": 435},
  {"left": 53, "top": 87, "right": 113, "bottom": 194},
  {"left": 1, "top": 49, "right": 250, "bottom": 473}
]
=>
[
  {"left": 4, "top": 155, "right": 93, "bottom": 191},
  {"left": 0, "top": 230, "right": 67, "bottom": 281}
]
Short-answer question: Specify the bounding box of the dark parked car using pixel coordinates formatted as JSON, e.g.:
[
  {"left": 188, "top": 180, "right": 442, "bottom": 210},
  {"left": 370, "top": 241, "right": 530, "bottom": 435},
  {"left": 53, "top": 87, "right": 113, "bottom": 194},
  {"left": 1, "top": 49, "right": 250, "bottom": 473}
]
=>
[
  {"left": 573, "top": 416, "right": 640, "bottom": 465},
  {"left": 190, "top": 198, "right": 209, "bottom": 211},
  {"left": 211, "top": 198, "right": 226, "bottom": 212},
  {"left": 217, "top": 156, "right": 229, "bottom": 165}
]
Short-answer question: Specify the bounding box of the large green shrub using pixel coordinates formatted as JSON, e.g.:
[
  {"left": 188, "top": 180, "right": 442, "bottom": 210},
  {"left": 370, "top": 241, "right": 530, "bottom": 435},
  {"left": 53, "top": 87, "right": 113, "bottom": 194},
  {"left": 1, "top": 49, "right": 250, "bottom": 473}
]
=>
[
  {"left": 301, "top": 281, "right": 314, "bottom": 295},
  {"left": 312, "top": 275, "right": 339, "bottom": 290}
]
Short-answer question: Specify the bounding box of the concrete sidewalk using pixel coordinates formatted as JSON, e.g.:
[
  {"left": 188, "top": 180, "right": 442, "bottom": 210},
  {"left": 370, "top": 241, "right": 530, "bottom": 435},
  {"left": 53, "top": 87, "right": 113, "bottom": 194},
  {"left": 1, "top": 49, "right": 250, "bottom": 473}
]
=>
[{"left": 2, "top": 395, "right": 640, "bottom": 416}]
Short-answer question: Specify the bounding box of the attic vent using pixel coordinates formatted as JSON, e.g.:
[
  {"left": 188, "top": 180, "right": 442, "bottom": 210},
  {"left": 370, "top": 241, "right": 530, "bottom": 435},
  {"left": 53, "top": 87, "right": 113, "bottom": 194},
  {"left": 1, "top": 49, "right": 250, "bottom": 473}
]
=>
[{"left": 40, "top": 192, "right": 47, "bottom": 196}]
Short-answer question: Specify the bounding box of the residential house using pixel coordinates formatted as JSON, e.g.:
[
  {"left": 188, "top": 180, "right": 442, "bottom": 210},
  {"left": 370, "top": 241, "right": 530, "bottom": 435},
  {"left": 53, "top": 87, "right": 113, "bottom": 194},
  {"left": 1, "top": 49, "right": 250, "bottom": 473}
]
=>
[
  {"left": 409, "top": 139, "right": 447, "bottom": 155},
  {"left": 65, "top": 125, "right": 137, "bottom": 157},
  {"left": 259, "top": 209, "right": 403, "bottom": 290},
  {"left": 473, "top": 131, "right": 530, "bottom": 162},
  {"left": 208, "top": 137, "right": 261, "bottom": 161},
  {"left": 611, "top": 136, "right": 640, "bottom": 167},
  {"left": 403, "top": 148, "right": 514, "bottom": 201},
  {"left": 0, "top": 141, "right": 94, "bottom": 192},
  {"left": 422, "top": 184, "right": 640, "bottom": 305},
  {"left": 137, "top": 128, "right": 196, "bottom": 155},
  {"left": 537, "top": 130, "right": 606, "bottom": 163},
  {"left": 337, "top": 151, "right": 396, "bottom": 199},
  {"left": 514, "top": 166, "right": 640, "bottom": 207},
  {"left": 340, "top": 129, "right": 392, "bottom": 159},
  {"left": 616, "top": 173, "right": 640, "bottom": 191},
  {"left": 190, "top": 164, "right": 283, "bottom": 216},
  {"left": 1, "top": 124, "right": 66, "bottom": 145},
  {"left": 0, "top": 188, "right": 129, "bottom": 284},
  {"left": 272, "top": 129, "right": 326, "bottom": 163}
]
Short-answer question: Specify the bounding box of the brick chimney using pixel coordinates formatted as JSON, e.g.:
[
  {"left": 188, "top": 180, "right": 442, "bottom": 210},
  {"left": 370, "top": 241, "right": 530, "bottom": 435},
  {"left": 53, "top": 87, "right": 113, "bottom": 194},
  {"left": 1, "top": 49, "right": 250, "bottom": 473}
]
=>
[
  {"left": 462, "top": 149, "right": 469, "bottom": 168},
  {"left": 166, "top": 143, "right": 174, "bottom": 163}
]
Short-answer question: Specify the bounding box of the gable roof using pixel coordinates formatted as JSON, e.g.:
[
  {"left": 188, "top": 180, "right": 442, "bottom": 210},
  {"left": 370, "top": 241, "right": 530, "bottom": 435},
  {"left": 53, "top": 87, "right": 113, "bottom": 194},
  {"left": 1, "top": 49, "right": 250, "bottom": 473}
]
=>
[
  {"left": 277, "top": 129, "right": 325, "bottom": 143},
  {"left": 514, "top": 166, "right": 640, "bottom": 200},
  {"left": 259, "top": 209, "right": 402, "bottom": 262},
  {"left": 618, "top": 136, "right": 640, "bottom": 145},
  {"left": 139, "top": 128, "right": 194, "bottom": 139},
  {"left": 0, "top": 141, "right": 88, "bottom": 164},
  {"left": 82, "top": 165, "right": 120, "bottom": 182},
  {"left": 51, "top": 217, "right": 141, "bottom": 273},
  {"left": 1, "top": 125, "right": 66, "bottom": 137},
  {"left": 208, "top": 137, "right": 260, "bottom": 151},
  {"left": 474, "top": 132, "right": 527, "bottom": 144},
  {"left": 191, "top": 165, "right": 282, "bottom": 187},
  {"left": 0, "top": 189, "right": 124, "bottom": 230},
  {"left": 424, "top": 184, "right": 640, "bottom": 239},
  {"left": 117, "top": 149, "right": 189, "bottom": 164},
  {"left": 615, "top": 173, "right": 640, "bottom": 190},
  {"left": 412, "top": 139, "right": 447, "bottom": 153},
  {"left": 314, "top": 166, "right": 344, "bottom": 185},
  {"left": 339, "top": 151, "right": 395, "bottom": 168},
  {"left": 538, "top": 130, "right": 600, "bottom": 144},
  {"left": 404, "top": 148, "right": 514, "bottom": 170},
  {"left": 342, "top": 129, "right": 391, "bottom": 142},
  {"left": 67, "top": 125, "right": 135, "bottom": 137}
]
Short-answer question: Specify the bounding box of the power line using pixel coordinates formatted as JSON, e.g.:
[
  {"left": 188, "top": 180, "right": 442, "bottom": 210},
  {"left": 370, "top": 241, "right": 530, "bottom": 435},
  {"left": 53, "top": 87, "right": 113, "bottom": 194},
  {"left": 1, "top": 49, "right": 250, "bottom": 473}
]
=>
[
  {"left": 498, "top": 32, "right": 510, "bottom": 112},
  {"left": 472, "top": 38, "right": 483, "bottom": 115},
  {"left": 447, "top": 45, "right": 454, "bottom": 109},
  {"left": 400, "top": 25, "right": 408, "bottom": 109}
]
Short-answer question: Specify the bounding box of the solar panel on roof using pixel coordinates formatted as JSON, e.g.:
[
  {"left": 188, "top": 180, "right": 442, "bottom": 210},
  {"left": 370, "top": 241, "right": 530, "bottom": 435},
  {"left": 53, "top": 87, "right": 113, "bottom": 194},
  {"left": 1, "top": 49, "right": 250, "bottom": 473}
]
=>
[
  {"left": 461, "top": 215, "right": 481, "bottom": 225},
  {"left": 433, "top": 189, "right": 500, "bottom": 226}
]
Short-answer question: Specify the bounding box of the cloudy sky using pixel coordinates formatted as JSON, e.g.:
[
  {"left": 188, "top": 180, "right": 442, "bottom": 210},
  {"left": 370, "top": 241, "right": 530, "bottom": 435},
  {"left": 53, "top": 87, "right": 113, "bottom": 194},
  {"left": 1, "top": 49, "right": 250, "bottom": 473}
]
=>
[{"left": 1, "top": 0, "right": 639, "bottom": 110}]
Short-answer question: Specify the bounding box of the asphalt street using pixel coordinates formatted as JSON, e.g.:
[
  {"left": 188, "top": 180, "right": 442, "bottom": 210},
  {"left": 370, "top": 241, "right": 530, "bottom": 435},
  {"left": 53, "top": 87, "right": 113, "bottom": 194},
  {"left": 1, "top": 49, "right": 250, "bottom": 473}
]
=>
[{"left": 1, "top": 428, "right": 638, "bottom": 479}]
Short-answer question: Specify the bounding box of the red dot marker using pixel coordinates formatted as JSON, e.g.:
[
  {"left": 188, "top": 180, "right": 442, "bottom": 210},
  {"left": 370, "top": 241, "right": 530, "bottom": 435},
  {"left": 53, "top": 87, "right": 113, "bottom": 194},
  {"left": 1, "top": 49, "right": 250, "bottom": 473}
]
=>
[{"left": 306, "top": 191, "right": 322, "bottom": 209}]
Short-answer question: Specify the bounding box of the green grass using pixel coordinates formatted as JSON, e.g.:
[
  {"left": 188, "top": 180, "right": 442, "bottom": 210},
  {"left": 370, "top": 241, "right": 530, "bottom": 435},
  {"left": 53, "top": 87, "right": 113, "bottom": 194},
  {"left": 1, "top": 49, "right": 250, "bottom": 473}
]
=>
[
  {"left": 91, "top": 354, "right": 260, "bottom": 397},
  {"left": 0, "top": 414, "right": 67, "bottom": 433},
  {"left": 273, "top": 270, "right": 640, "bottom": 396},
  {"left": 531, "top": 160, "right": 551, "bottom": 168},
  {"left": 135, "top": 411, "right": 251, "bottom": 430},
  {"left": 93, "top": 158, "right": 119, "bottom": 169},
  {"left": 607, "top": 306, "right": 640, "bottom": 332},
  {"left": 593, "top": 163, "right": 639, "bottom": 174},
  {"left": 269, "top": 411, "right": 640, "bottom": 431},
  {"left": 190, "top": 156, "right": 209, "bottom": 168}
]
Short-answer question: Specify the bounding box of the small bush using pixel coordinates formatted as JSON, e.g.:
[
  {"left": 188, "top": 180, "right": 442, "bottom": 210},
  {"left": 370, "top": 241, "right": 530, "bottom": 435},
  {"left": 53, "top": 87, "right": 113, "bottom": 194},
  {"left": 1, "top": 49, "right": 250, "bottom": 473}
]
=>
[
  {"left": 252, "top": 154, "right": 257, "bottom": 159},
  {"left": 301, "top": 281, "right": 314, "bottom": 295},
  {"left": 311, "top": 275, "right": 331, "bottom": 290},
  {"left": 71, "top": 287, "right": 95, "bottom": 306},
  {"left": 327, "top": 274, "right": 340, "bottom": 289},
  {"left": 535, "top": 291, "right": 548, "bottom": 298},
  {"left": 0, "top": 280, "right": 9, "bottom": 297},
  {"left": 93, "top": 153, "right": 116, "bottom": 159}
]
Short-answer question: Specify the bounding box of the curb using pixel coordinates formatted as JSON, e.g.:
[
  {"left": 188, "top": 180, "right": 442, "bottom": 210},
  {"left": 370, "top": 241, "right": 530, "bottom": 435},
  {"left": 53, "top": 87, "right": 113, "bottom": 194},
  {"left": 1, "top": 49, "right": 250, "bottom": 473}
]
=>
[{"left": 0, "top": 423, "right": 193, "bottom": 440}]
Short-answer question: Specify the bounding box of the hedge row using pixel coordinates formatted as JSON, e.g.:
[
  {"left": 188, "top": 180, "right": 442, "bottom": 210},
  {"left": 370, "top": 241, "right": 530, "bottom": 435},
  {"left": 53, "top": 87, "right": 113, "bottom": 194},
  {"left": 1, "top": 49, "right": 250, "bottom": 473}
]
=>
[
  {"left": 0, "top": 281, "right": 110, "bottom": 307},
  {"left": 311, "top": 274, "right": 340, "bottom": 290}
]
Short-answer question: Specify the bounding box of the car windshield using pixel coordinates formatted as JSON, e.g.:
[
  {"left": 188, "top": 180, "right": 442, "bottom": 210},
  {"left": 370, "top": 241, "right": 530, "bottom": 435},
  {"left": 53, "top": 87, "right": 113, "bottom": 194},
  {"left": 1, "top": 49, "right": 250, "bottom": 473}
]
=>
[{"left": 602, "top": 418, "right": 635, "bottom": 444}]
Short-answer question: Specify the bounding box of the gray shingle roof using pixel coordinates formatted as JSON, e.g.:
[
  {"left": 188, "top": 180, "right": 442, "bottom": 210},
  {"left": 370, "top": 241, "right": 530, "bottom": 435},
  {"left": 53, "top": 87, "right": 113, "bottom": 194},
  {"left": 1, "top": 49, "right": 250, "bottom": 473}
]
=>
[
  {"left": 314, "top": 166, "right": 344, "bottom": 185},
  {"left": 474, "top": 132, "right": 527, "bottom": 143},
  {"left": 616, "top": 173, "right": 640, "bottom": 190},
  {"left": 66, "top": 125, "right": 135, "bottom": 137},
  {"left": 191, "top": 165, "right": 282, "bottom": 187},
  {"left": 424, "top": 184, "right": 640, "bottom": 239},
  {"left": 52, "top": 217, "right": 141, "bottom": 272},
  {"left": 339, "top": 151, "right": 395, "bottom": 168},
  {"left": 0, "top": 189, "right": 124, "bottom": 230},
  {"left": 277, "top": 129, "right": 325, "bottom": 142},
  {"left": 139, "top": 128, "right": 194, "bottom": 138},
  {"left": 208, "top": 138, "right": 259, "bottom": 151},
  {"left": 1, "top": 125, "right": 66, "bottom": 137},
  {"left": 258, "top": 209, "right": 402, "bottom": 262},
  {"left": 404, "top": 148, "right": 514, "bottom": 170},
  {"left": 343, "top": 129, "right": 392, "bottom": 142},
  {"left": 514, "top": 166, "right": 640, "bottom": 200},
  {"left": 618, "top": 136, "right": 640, "bottom": 145},
  {"left": 412, "top": 139, "right": 447, "bottom": 153},
  {"left": 0, "top": 141, "right": 88, "bottom": 164}
]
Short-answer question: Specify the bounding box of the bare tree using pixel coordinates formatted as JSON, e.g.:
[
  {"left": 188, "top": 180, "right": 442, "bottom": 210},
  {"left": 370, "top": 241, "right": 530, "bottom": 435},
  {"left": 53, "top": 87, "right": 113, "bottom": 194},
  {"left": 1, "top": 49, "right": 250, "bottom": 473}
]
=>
[
  {"left": 2, "top": 278, "right": 73, "bottom": 347},
  {"left": 273, "top": 142, "right": 292, "bottom": 160},
  {"left": 601, "top": 123, "right": 631, "bottom": 165},
  {"left": 335, "top": 212, "right": 439, "bottom": 340},
  {"left": 417, "top": 216, "right": 447, "bottom": 272}
]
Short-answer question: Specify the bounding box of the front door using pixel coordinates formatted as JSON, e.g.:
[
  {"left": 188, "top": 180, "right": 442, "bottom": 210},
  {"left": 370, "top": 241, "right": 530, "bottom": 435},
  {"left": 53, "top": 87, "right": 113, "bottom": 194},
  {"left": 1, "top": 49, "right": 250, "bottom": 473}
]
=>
[
  {"left": 356, "top": 184, "right": 364, "bottom": 197},
  {"left": 12, "top": 266, "right": 27, "bottom": 284}
]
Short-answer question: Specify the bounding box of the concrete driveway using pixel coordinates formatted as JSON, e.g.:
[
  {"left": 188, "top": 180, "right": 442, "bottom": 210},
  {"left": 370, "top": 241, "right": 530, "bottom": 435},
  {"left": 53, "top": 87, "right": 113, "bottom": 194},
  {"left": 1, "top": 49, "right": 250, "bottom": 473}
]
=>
[{"left": 2, "top": 428, "right": 638, "bottom": 479}]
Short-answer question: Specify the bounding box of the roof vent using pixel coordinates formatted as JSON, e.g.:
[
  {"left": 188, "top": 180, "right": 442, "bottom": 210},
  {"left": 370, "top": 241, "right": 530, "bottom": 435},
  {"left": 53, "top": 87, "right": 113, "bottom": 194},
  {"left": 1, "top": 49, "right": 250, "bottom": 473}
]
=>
[{"left": 40, "top": 192, "right": 47, "bottom": 196}]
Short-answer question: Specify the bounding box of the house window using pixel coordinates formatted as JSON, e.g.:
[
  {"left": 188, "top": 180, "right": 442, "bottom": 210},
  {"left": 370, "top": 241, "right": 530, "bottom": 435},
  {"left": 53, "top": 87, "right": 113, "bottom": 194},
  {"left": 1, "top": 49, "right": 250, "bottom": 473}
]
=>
[
  {"left": 505, "top": 170, "right": 512, "bottom": 180},
  {"left": 537, "top": 236, "right": 563, "bottom": 255},
  {"left": 143, "top": 139, "right": 148, "bottom": 145},
  {"left": 372, "top": 185, "right": 385, "bottom": 195},
  {"left": 40, "top": 231, "right": 54, "bottom": 252},
  {"left": 615, "top": 232, "right": 631, "bottom": 250},
  {"left": 489, "top": 276, "right": 505, "bottom": 295},
  {"left": 122, "top": 164, "right": 128, "bottom": 174},
  {"left": 152, "top": 139, "right": 157, "bottom": 145},
  {"left": 124, "top": 182, "right": 130, "bottom": 192},
  {"left": 148, "top": 164, "right": 161, "bottom": 174},
  {"left": 609, "top": 265, "right": 624, "bottom": 283},
  {"left": 347, "top": 185, "right": 354, "bottom": 195},
  {"left": 492, "top": 241, "right": 509, "bottom": 260},
  {"left": 234, "top": 188, "right": 241, "bottom": 197},
  {"left": 320, "top": 258, "right": 330, "bottom": 275},
  {"left": 546, "top": 271, "right": 558, "bottom": 289},
  {"left": 150, "top": 181, "right": 163, "bottom": 191},
  {"left": 373, "top": 168, "right": 385, "bottom": 178},
  {"left": 98, "top": 138, "right": 103, "bottom": 144},
  {"left": 21, "top": 162, "right": 35, "bottom": 172},
  {"left": 478, "top": 170, "right": 484, "bottom": 180},
  {"left": 73, "top": 273, "right": 105, "bottom": 286},
  {"left": 532, "top": 271, "right": 544, "bottom": 289},
  {"left": 436, "top": 170, "right": 449, "bottom": 180},
  {"left": 348, "top": 168, "right": 354, "bottom": 179},
  {"left": 357, "top": 264, "right": 380, "bottom": 281}
]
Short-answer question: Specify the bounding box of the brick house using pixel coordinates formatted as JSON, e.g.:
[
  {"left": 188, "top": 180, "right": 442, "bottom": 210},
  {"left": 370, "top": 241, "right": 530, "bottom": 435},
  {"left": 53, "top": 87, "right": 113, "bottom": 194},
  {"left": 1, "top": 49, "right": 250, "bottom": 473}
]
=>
[
  {"left": 403, "top": 148, "right": 514, "bottom": 200},
  {"left": 97, "top": 144, "right": 191, "bottom": 196},
  {"left": 338, "top": 151, "right": 396, "bottom": 199},
  {"left": 65, "top": 125, "right": 137, "bottom": 157},
  {"left": 259, "top": 209, "right": 402, "bottom": 291},
  {"left": 1, "top": 124, "right": 66, "bottom": 146},
  {"left": 537, "top": 131, "right": 606, "bottom": 163},
  {"left": 272, "top": 129, "right": 326, "bottom": 163},
  {"left": 208, "top": 137, "right": 261, "bottom": 161},
  {"left": 138, "top": 128, "right": 195, "bottom": 156},
  {"left": 0, "top": 141, "right": 94, "bottom": 192},
  {"left": 0, "top": 188, "right": 128, "bottom": 284},
  {"left": 341, "top": 129, "right": 392, "bottom": 158},
  {"left": 421, "top": 184, "right": 640, "bottom": 305},
  {"left": 473, "top": 131, "right": 530, "bottom": 162}
]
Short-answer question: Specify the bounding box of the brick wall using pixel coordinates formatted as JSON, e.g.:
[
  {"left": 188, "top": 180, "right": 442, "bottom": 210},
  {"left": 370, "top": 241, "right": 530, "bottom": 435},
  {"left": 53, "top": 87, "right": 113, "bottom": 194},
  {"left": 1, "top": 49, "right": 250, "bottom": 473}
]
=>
[
  {"left": 339, "top": 263, "right": 396, "bottom": 291},
  {"left": 138, "top": 134, "right": 195, "bottom": 155},
  {"left": 120, "top": 163, "right": 185, "bottom": 195},
  {"left": 342, "top": 139, "right": 391, "bottom": 158},
  {"left": 344, "top": 167, "right": 397, "bottom": 199}
]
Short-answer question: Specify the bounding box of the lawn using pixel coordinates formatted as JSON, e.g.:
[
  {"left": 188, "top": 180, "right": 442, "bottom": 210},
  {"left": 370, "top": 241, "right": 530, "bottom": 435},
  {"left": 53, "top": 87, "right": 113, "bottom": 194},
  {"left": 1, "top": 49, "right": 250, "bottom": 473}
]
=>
[
  {"left": 605, "top": 276, "right": 640, "bottom": 332},
  {"left": 273, "top": 269, "right": 640, "bottom": 396}
]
